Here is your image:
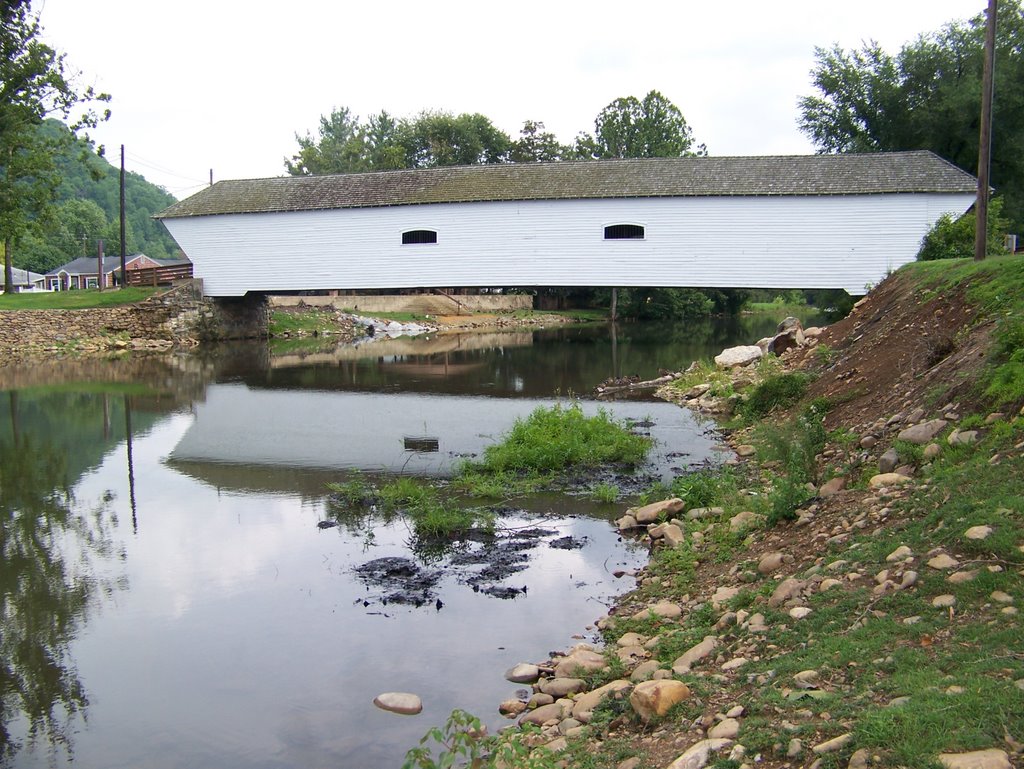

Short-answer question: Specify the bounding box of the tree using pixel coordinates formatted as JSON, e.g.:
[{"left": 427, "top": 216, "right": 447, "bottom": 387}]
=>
[
  {"left": 0, "top": 2, "right": 110, "bottom": 292},
  {"left": 509, "top": 120, "right": 565, "bottom": 163},
  {"left": 284, "top": 106, "right": 366, "bottom": 176},
  {"left": 575, "top": 90, "right": 705, "bottom": 159},
  {"left": 798, "top": 1, "right": 1024, "bottom": 232},
  {"left": 398, "top": 111, "right": 511, "bottom": 168}
]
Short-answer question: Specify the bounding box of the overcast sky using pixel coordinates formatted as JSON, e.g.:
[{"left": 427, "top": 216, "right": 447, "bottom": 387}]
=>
[{"left": 38, "top": 0, "right": 986, "bottom": 200}]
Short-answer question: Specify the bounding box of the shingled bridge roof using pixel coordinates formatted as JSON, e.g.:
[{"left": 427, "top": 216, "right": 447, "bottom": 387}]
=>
[{"left": 156, "top": 151, "right": 977, "bottom": 219}]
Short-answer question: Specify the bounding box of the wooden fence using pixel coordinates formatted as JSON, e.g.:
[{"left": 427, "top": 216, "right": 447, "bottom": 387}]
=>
[{"left": 124, "top": 264, "right": 193, "bottom": 287}]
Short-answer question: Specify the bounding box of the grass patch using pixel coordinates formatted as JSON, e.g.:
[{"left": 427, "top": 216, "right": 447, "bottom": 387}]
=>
[
  {"left": 0, "top": 287, "right": 159, "bottom": 309},
  {"left": 454, "top": 403, "right": 651, "bottom": 497},
  {"left": 269, "top": 309, "right": 340, "bottom": 336}
]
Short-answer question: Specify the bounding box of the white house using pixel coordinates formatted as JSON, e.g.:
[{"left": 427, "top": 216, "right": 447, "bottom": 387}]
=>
[{"left": 155, "top": 152, "right": 978, "bottom": 297}]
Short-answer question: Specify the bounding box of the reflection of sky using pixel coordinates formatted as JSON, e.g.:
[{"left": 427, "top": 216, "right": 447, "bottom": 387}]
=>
[
  {"left": 169, "top": 384, "right": 721, "bottom": 479},
  {"left": 41, "top": 410, "right": 648, "bottom": 769}
]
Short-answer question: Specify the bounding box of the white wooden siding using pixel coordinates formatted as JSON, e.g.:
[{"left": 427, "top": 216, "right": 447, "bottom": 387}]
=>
[{"left": 161, "top": 193, "right": 975, "bottom": 296}]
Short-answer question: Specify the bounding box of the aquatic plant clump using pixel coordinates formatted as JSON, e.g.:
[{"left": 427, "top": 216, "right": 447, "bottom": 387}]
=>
[{"left": 470, "top": 403, "right": 652, "bottom": 475}]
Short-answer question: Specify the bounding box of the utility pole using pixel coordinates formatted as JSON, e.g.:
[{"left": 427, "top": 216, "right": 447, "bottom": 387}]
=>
[
  {"left": 975, "top": 0, "right": 998, "bottom": 262},
  {"left": 120, "top": 145, "right": 127, "bottom": 286},
  {"left": 209, "top": 169, "right": 213, "bottom": 187},
  {"left": 97, "top": 239, "right": 104, "bottom": 291}
]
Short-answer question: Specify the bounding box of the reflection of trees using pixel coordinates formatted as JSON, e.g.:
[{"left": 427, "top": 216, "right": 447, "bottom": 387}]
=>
[{"left": 0, "top": 419, "right": 119, "bottom": 763}]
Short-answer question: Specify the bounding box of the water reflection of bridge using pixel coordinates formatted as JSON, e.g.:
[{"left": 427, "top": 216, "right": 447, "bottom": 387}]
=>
[{"left": 268, "top": 330, "right": 533, "bottom": 371}]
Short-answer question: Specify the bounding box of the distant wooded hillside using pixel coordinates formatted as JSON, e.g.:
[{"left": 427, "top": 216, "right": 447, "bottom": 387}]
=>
[{"left": 14, "top": 120, "right": 181, "bottom": 274}]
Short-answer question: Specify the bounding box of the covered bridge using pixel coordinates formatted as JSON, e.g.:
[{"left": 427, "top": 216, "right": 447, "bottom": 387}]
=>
[{"left": 155, "top": 152, "right": 977, "bottom": 297}]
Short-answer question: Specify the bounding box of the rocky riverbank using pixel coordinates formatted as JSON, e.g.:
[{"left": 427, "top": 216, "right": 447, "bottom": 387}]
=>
[{"left": 457, "top": 267, "right": 1023, "bottom": 769}]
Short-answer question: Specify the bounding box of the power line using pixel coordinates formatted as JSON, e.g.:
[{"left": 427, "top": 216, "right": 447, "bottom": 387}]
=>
[{"left": 123, "top": 152, "right": 208, "bottom": 184}]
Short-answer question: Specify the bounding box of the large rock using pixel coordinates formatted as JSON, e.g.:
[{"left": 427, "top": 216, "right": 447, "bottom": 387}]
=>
[
  {"left": 373, "top": 692, "right": 423, "bottom": 715},
  {"left": 672, "top": 635, "right": 720, "bottom": 674},
  {"left": 662, "top": 523, "right": 686, "bottom": 547},
  {"left": 897, "top": 419, "right": 948, "bottom": 444},
  {"left": 768, "top": 317, "right": 805, "bottom": 355},
  {"left": 714, "top": 345, "right": 763, "bottom": 368},
  {"left": 629, "top": 679, "right": 691, "bottom": 723},
  {"left": 571, "top": 679, "right": 632, "bottom": 722},
  {"left": 554, "top": 648, "right": 607, "bottom": 678},
  {"left": 628, "top": 498, "right": 684, "bottom": 524},
  {"left": 869, "top": 472, "right": 913, "bottom": 488},
  {"left": 937, "top": 749, "right": 1012, "bottom": 769}
]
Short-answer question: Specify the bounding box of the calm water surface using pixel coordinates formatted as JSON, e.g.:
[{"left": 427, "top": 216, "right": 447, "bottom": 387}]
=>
[{"left": 0, "top": 316, "right": 816, "bottom": 768}]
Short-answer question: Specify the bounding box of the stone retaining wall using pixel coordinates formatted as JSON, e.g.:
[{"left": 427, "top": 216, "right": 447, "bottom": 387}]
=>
[{"left": 0, "top": 281, "right": 269, "bottom": 361}]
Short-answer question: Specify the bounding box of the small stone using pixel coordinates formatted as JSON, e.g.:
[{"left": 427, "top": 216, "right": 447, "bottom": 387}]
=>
[
  {"left": 554, "top": 648, "right": 607, "bottom": 678},
  {"left": 630, "top": 659, "right": 663, "bottom": 682},
  {"left": 721, "top": 657, "right": 749, "bottom": 671},
  {"left": 948, "top": 570, "right": 979, "bottom": 584},
  {"left": 736, "top": 444, "right": 756, "bottom": 457},
  {"left": 927, "top": 553, "right": 959, "bottom": 570},
  {"left": 923, "top": 443, "right": 942, "bottom": 461},
  {"left": 789, "top": 606, "right": 813, "bottom": 619},
  {"left": 712, "top": 586, "right": 741, "bottom": 606},
  {"left": 878, "top": 448, "right": 900, "bottom": 474},
  {"left": 819, "top": 578, "right": 843, "bottom": 592},
  {"left": 616, "top": 514, "right": 639, "bottom": 531},
  {"left": 990, "top": 590, "right": 1013, "bottom": 603},
  {"left": 900, "top": 571, "right": 918, "bottom": 589},
  {"left": 937, "top": 749, "right": 1012, "bottom": 769},
  {"left": 812, "top": 733, "right": 853, "bottom": 754},
  {"left": 820, "top": 477, "right": 847, "bottom": 497},
  {"left": 859, "top": 435, "right": 877, "bottom": 449},
  {"left": 869, "top": 473, "right": 913, "bottom": 488},
  {"left": 673, "top": 636, "right": 720, "bottom": 674},
  {"left": 663, "top": 523, "right": 686, "bottom": 547},
  {"left": 629, "top": 680, "right": 691, "bottom": 723},
  {"left": 932, "top": 594, "right": 956, "bottom": 608},
  {"left": 373, "top": 692, "right": 423, "bottom": 715},
  {"left": 793, "top": 669, "right": 820, "bottom": 689},
  {"left": 499, "top": 699, "right": 527, "bottom": 717},
  {"left": 769, "top": 578, "right": 804, "bottom": 607},
  {"left": 726, "top": 705, "right": 745, "bottom": 718},
  {"left": 729, "top": 511, "right": 759, "bottom": 533},
  {"left": 897, "top": 419, "right": 948, "bottom": 444},
  {"left": 519, "top": 702, "right": 565, "bottom": 726},
  {"left": 1002, "top": 606, "right": 1018, "bottom": 615},
  {"left": 757, "top": 552, "right": 786, "bottom": 574},
  {"left": 948, "top": 430, "right": 979, "bottom": 446},
  {"left": 629, "top": 498, "right": 685, "bottom": 524},
  {"left": 505, "top": 663, "right": 541, "bottom": 683},
  {"left": 886, "top": 546, "right": 913, "bottom": 563},
  {"left": 539, "top": 677, "right": 587, "bottom": 697},
  {"left": 666, "top": 738, "right": 735, "bottom": 769},
  {"left": 964, "top": 525, "right": 993, "bottom": 540},
  {"left": 648, "top": 600, "right": 683, "bottom": 619},
  {"left": 848, "top": 748, "right": 870, "bottom": 769},
  {"left": 708, "top": 718, "right": 740, "bottom": 739}
]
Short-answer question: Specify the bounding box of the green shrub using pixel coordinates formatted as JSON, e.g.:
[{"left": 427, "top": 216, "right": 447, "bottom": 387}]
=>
[
  {"left": 469, "top": 403, "right": 651, "bottom": 475},
  {"left": 741, "top": 373, "right": 811, "bottom": 419},
  {"left": 917, "top": 197, "right": 1009, "bottom": 261}
]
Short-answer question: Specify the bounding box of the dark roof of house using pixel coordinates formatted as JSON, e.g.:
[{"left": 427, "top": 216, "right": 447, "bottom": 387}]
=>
[
  {"left": 46, "top": 254, "right": 150, "bottom": 276},
  {"left": 156, "top": 151, "right": 978, "bottom": 220}
]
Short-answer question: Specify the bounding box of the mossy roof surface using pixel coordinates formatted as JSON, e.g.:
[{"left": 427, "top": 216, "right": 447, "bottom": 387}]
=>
[{"left": 156, "top": 151, "right": 977, "bottom": 219}]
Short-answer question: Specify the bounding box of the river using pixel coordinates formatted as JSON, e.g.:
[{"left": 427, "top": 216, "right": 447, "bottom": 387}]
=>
[{"left": 0, "top": 314, "right": 817, "bottom": 768}]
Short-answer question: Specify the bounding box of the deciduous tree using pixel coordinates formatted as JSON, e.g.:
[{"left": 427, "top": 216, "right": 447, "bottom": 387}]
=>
[
  {"left": 575, "top": 90, "right": 705, "bottom": 159},
  {"left": 798, "top": 1, "right": 1024, "bottom": 231},
  {"left": 0, "top": 1, "right": 110, "bottom": 292}
]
